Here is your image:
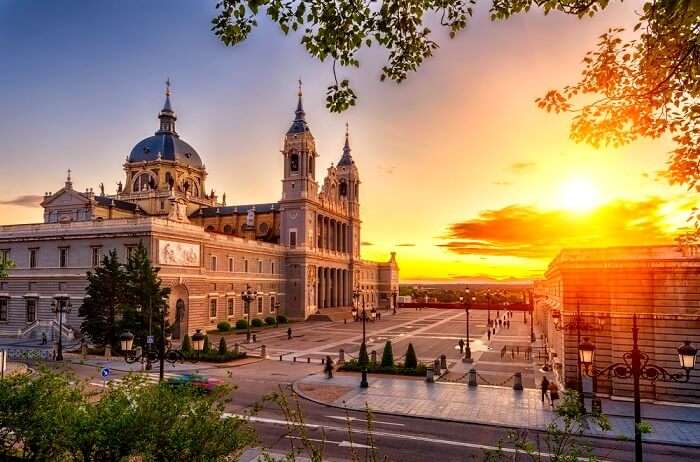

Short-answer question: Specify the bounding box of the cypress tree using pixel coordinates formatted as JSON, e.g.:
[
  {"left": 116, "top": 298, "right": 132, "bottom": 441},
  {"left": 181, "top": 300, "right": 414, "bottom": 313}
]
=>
[
  {"left": 380, "top": 341, "right": 394, "bottom": 368},
  {"left": 358, "top": 342, "right": 369, "bottom": 367},
  {"left": 203, "top": 335, "right": 211, "bottom": 353},
  {"left": 182, "top": 334, "right": 192, "bottom": 353},
  {"left": 404, "top": 343, "right": 417, "bottom": 369},
  {"left": 218, "top": 337, "right": 227, "bottom": 355}
]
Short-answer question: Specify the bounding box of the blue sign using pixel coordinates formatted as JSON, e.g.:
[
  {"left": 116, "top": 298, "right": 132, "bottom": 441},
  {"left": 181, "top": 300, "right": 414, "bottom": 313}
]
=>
[{"left": 100, "top": 367, "right": 110, "bottom": 379}]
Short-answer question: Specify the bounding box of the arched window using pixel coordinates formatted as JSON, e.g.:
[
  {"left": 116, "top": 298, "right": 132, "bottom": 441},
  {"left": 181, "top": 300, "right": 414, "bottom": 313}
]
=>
[
  {"left": 133, "top": 172, "right": 155, "bottom": 192},
  {"left": 339, "top": 180, "right": 348, "bottom": 197},
  {"left": 206, "top": 225, "right": 215, "bottom": 232},
  {"left": 223, "top": 224, "right": 233, "bottom": 234},
  {"left": 308, "top": 156, "right": 314, "bottom": 175},
  {"left": 290, "top": 153, "right": 299, "bottom": 172},
  {"left": 355, "top": 182, "right": 360, "bottom": 201}
]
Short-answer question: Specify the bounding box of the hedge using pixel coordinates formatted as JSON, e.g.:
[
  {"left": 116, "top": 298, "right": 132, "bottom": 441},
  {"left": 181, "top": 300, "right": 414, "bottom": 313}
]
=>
[
  {"left": 265, "top": 316, "right": 276, "bottom": 325},
  {"left": 182, "top": 350, "right": 247, "bottom": 363},
  {"left": 338, "top": 359, "right": 427, "bottom": 377},
  {"left": 216, "top": 321, "right": 232, "bottom": 332},
  {"left": 235, "top": 319, "right": 249, "bottom": 330},
  {"left": 276, "top": 315, "right": 288, "bottom": 324},
  {"left": 250, "top": 318, "right": 263, "bottom": 328}
]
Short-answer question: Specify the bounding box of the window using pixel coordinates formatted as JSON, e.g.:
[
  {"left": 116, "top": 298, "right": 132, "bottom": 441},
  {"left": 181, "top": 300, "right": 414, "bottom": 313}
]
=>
[
  {"left": 258, "top": 260, "right": 263, "bottom": 273},
  {"left": 227, "top": 298, "right": 234, "bottom": 316},
  {"left": 271, "top": 262, "right": 275, "bottom": 275},
  {"left": 289, "top": 231, "right": 297, "bottom": 249},
  {"left": 243, "top": 300, "right": 249, "bottom": 315},
  {"left": 133, "top": 172, "right": 155, "bottom": 192},
  {"left": 290, "top": 153, "right": 299, "bottom": 172},
  {"left": 244, "top": 259, "right": 249, "bottom": 273},
  {"left": 210, "top": 256, "right": 217, "bottom": 271},
  {"left": 29, "top": 249, "right": 38, "bottom": 269},
  {"left": 125, "top": 246, "right": 135, "bottom": 260},
  {"left": 228, "top": 257, "right": 234, "bottom": 272},
  {"left": 59, "top": 247, "right": 69, "bottom": 268},
  {"left": 92, "top": 247, "right": 102, "bottom": 267},
  {"left": 0, "top": 299, "right": 7, "bottom": 322},
  {"left": 270, "top": 296, "right": 276, "bottom": 313},
  {"left": 26, "top": 298, "right": 37, "bottom": 323},
  {"left": 0, "top": 249, "right": 9, "bottom": 265},
  {"left": 209, "top": 299, "right": 217, "bottom": 318},
  {"left": 257, "top": 297, "right": 263, "bottom": 314}
]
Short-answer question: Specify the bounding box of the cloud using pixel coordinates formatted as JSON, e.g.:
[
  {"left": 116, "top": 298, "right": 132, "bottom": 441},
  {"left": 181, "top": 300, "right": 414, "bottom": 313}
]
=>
[
  {"left": 508, "top": 161, "right": 536, "bottom": 173},
  {"left": 493, "top": 181, "right": 512, "bottom": 186},
  {"left": 439, "top": 197, "right": 682, "bottom": 260},
  {"left": 396, "top": 243, "right": 416, "bottom": 247},
  {"left": 361, "top": 241, "right": 374, "bottom": 246},
  {"left": 0, "top": 195, "right": 43, "bottom": 207}
]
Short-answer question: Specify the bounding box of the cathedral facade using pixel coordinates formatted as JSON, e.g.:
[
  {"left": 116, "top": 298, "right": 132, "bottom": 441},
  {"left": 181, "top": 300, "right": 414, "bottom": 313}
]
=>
[{"left": 0, "top": 83, "right": 399, "bottom": 341}]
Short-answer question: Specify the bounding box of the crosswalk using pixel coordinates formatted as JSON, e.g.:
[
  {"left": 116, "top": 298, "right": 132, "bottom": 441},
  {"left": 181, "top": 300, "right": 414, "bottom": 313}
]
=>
[{"left": 89, "top": 372, "right": 181, "bottom": 388}]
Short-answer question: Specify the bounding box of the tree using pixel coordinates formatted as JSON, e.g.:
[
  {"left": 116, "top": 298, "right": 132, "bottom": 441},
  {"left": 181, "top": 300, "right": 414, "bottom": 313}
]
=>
[
  {"left": 182, "top": 334, "right": 193, "bottom": 353},
  {"left": 218, "top": 337, "right": 228, "bottom": 355},
  {"left": 79, "top": 250, "right": 128, "bottom": 348},
  {"left": 380, "top": 341, "right": 394, "bottom": 368},
  {"left": 0, "top": 258, "right": 14, "bottom": 280},
  {"left": 358, "top": 341, "right": 369, "bottom": 367},
  {"left": 203, "top": 335, "right": 211, "bottom": 354},
  {"left": 213, "top": 1, "right": 700, "bottom": 237},
  {"left": 123, "top": 242, "right": 171, "bottom": 348},
  {"left": 404, "top": 343, "right": 418, "bottom": 369}
]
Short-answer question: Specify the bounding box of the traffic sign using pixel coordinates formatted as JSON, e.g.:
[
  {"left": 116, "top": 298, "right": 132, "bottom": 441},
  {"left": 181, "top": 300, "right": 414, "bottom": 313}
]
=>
[
  {"left": 100, "top": 367, "right": 110, "bottom": 379},
  {"left": 147, "top": 335, "right": 154, "bottom": 344}
]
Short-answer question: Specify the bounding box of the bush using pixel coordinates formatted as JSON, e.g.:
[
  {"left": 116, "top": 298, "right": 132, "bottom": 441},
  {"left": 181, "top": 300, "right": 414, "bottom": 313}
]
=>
[
  {"left": 217, "top": 321, "right": 231, "bottom": 332},
  {"left": 338, "top": 359, "right": 426, "bottom": 376},
  {"left": 181, "top": 334, "right": 192, "bottom": 353},
  {"left": 251, "top": 318, "right": 263, "bottom": 328},
  {"left": 358, "top": 342, "right": 369, "bottom": 367},
  {"left": 265, "top": 316, "right": 276, "bottom": 326},
  {"left": 276, "top": 315, "right": 288, "bottom": 324},
  {"left": 235, "top": 319, "right": 249, "bottom": 330},
  {"left": 218, "top": 337, "right": 227, "bottom": 355},
  {"left": 404, "top": 343, "right": 417, "bottom": 369},
  {"left": 380, "top": 341, "right": 394, "bottom": 368},
  {"left": 203, "top": 335, "right": 211, "bottom": 353},
  {"left": 183, "top": 350, "right": 247, "bottom": 363}
]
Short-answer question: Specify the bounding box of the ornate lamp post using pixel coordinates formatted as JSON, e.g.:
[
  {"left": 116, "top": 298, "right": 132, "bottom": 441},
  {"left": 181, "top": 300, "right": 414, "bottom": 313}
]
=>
[
  {"left": 486, "top": 290, "right": 492, "bottom": 329},
  {"left": 579, "top": 314, "right": 697, "bottom": 462},
  {"left": 461, "top": 287, "right": 475, "bottom": 363},
  {"left": 50, "top": 296, "right": 72, "bottom": 361},
  {"left": 392, "top": 288, "right": 398, "bottom": 315},
  {"left": 353, "top": 288, "right": 368, "bottom": 388},
  {"left": 241, "top": 284, "right": 259, "bottom": 343}
]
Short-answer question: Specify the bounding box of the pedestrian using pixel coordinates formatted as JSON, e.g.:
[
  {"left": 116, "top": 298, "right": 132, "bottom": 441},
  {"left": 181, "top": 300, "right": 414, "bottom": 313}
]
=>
[
  {"left": 548, "top": 382, "right": 560, "bottom": 407},
  {"left": 41, "top": 332, "right": 47, "bottom": 345},
  {"left": 377, "top": 311, "right": 381, "bottom": 320},
  {"left": 324, "top": 355, "right": 334, "bottom": 379},
  {"left": 287, "top": 327, "right": 292, "bottom": 340},
  {"left": 458, "top": 338, "right": 465, "bottom": 354},
  {"left": 487, "top": 330, "right": 491, "bottom": 341},
  {"left": 498, "top": 319, "right": 502, "bottom": 327},
  {"left": 507, "top": 320, "right": 511, "bottom": 329},
  {"left": 540, "top": 376, "right": 549, "bottom": 403}
]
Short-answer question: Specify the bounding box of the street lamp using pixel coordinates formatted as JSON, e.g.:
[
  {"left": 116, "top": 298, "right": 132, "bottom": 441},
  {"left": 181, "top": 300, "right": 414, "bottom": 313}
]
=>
[
  {"left": 579, "top": 314, "right": 697, "bottom": 462},
  {"left": 50, "top": 297, "right": 72, "bottom": 361},
  {"left": 486, "top": 290, "right": 492, "bottom": 329},
  {"left": 392, "top": 288, "right": 398, "bottom": 315},
  {"left": 191, "top": 329, "right": 206, "bottom": 352},
  {"left": 353, "top": 288, "right": 369, "bottom": 388},
  {"left": 240, "top": 284, "right": 259, "bottom": 343},
  {"left": 461, "top": 288, "right": 474, "bottom": 363}
]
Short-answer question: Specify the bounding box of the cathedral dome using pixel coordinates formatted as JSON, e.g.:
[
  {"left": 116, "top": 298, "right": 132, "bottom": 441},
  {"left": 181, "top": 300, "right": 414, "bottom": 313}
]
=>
[
  {"left": 128, "top": 80, "right": 204, "bottom": 169},
  {"left": 128, "top": 134, "right": 202, "bottom": 168}
]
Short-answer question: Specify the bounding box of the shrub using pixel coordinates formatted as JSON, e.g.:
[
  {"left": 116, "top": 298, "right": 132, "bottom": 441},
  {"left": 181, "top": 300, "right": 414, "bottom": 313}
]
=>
[
  {"left": 183, "top": 350, "right": 247, "bottom": 363},
  {"left": 276, "top": 315, "right": 288, "bottom": 324},
  {"left": 235, "top": 319, "right": 248, "bottom": 330},
  {"left": 358, "top": 342, "right": 369, "bottom": 367},
  {"left": 181, "top": 334, "right": 192, "bottom": 353},
  {"left": 203, "top": 335, "right": 210, "bottom": 353},
  {"left": 251, "top": 318, "right": 263, "bottom": 328},
  {"left": 217, "top": 321, "right": 231, "bottom": 332},
  {"left": 404, "top": 343, "right": 417, "bottom": 369},
  {"left": 218, "top": 337, "right": 228, "bottom": 355},
  {"left": 265, "top": 316, "right": 276, "bottom": 326},
  {"left": 338, "top": 359, "right": 426, "bottom": 376},
  {"left": 380, "top": 341, "right": 394, "bottom": 368}
]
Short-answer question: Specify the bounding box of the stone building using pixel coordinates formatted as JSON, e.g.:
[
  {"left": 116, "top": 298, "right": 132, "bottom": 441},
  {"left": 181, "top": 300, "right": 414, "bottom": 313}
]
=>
[
  {"left": 534, "top": 245, "right": 700, "bottom": 404},
  {"left": 0, "top": 82, "right": 399, "bottom": 342}
]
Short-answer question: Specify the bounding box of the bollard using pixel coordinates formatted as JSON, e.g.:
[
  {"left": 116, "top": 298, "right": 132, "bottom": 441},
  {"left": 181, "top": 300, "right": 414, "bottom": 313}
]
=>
[
  {"left": 440, "top": 354, "right": 447, "bottom": 371},
  {"left": 293, "top": 356, "right": 297, "bottom": 362},
  {"left": 468, "top": 368, "right": 477, "bottom": 387},
  {"left": 261, "top": 344, "right": 267, "bottom": 359},
  {"left": 234, "top": 343, "right": 240, "bottom": 356},
  {"left": 426, "top": 364, "right": 435, "bottom": 383},
  {"left": 371, "top": 350, "right": 377, "bottom": 364},
  {"left": 434, "top": 358, "right": 441, "bottom": 373},
  {"left": 322, "top": 358, "right": 325, "bottom": 365},
  {"left": 104, "top": 344, "right": 111, "bottom": 359},
  {"left": 252, "top": 334, "right": 257, "bottom": 343},
  {"left": 279, "top": 354, "right": 283, "bottom": 361},
  {"left": 338, "top": 348, "right": 345, "bottom": 364},
  {"left": 81, "top": 342, "right": 88, "bottom": 360},
  {"left": 307, "top": 357, "right": 311, "bottom": 363},
  {"left": 513, "top": 372, "right": 523, "bottom": 391}
]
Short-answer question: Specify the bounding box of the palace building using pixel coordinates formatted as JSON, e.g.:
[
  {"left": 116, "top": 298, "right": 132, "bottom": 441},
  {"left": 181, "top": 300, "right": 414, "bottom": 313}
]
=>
[{"left": 0, "top": 82, "right": 399, "bottom": 342}]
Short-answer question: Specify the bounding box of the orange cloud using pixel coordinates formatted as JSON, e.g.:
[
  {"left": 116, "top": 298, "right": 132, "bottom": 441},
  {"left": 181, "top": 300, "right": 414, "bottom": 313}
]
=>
[
  {"left": 508, "top": 161, "right": 537, "bottom": 173},
  {"left": 440, "top": 197, "right": 681, "bottom": 260},
  {"left": 0, "top": 195, "right": 43, "bottom": 207}
]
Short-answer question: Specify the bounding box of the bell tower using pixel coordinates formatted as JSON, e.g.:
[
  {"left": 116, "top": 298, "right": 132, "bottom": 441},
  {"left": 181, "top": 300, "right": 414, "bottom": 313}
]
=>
[{"left": 281, "top": 81, "right": 319, "bottom": 202}]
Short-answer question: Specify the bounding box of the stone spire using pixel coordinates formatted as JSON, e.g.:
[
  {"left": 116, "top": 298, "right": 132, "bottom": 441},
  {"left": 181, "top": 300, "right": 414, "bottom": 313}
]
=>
[
  {"left": 338, "top": 122, "right": 354, "bottom": 166},
  {"left": 287, "top": 79, "right": 310, "bottom": 134},
  {"left": 65, "top": 169, "right": 73, "bottom": 190},
  {"left": 157, "top": 78, "right": 177, "bottom": 135}
]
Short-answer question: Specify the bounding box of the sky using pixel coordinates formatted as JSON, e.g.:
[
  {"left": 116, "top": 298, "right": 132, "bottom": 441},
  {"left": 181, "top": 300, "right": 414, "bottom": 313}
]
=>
[{"left": 0, "top": 1, "right": 692, "bottom": 283}]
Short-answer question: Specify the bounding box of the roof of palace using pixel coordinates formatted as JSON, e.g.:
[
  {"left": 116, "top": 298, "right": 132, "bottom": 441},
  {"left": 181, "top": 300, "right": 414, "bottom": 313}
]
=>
[
  {"left": 194, "top": 203, "right": 279, "bottom": 217},
  {"left": 95, "top": 196, "right": 139, "bottom": 212}
]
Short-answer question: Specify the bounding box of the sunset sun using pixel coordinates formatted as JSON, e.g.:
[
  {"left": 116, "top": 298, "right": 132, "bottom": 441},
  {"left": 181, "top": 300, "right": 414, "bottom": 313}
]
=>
[{"left": 560, "top": 178, "right": 600, "bottom": 212}]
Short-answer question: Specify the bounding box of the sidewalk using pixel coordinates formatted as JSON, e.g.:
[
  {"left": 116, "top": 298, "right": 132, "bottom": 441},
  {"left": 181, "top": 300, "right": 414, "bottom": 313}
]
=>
[{"left": 293, "top": 372, "right": 700, "bottom": 447}]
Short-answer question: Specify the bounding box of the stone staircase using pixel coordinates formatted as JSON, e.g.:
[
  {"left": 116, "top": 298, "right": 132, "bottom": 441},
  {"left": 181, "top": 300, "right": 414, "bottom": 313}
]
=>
[{"left": 306, "top": 307, "right": 354, "bottom": 322}]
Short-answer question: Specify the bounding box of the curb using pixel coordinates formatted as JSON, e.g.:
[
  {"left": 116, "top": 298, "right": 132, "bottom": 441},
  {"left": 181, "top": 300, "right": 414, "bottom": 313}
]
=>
[{"left": 291, "top": 376, "right": 700, "bottom": 449}]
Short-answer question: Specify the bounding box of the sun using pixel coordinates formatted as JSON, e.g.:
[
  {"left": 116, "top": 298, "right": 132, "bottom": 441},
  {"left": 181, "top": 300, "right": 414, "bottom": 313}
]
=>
[{"left": 560, "top": 178, "right": 600, "bottom": 212}]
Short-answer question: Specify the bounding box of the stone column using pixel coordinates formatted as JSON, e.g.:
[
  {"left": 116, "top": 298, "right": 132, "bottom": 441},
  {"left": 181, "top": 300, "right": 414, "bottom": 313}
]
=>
[
  {"left": 320, "top": 267, "right": 326, "bottom": 308},
  {"left": 326, "top": 268, "right": 331, "bottom": 308}
]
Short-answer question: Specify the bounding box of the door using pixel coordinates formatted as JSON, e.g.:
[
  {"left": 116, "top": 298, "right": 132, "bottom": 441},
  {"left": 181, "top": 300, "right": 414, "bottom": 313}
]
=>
[{"left": 173, "top": 299, "right": 185, "bottom": 340}]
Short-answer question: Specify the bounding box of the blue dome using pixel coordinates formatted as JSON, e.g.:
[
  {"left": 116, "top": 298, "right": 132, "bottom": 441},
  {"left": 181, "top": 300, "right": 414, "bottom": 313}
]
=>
[{"left": 128, "top": 133, "right": 203, "bottom": 168}]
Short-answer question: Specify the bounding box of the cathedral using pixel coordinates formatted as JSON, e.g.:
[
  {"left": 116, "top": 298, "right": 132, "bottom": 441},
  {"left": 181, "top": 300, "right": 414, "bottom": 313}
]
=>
[{"left": 0, "top": 82, "right": 399, "bottom": 341}]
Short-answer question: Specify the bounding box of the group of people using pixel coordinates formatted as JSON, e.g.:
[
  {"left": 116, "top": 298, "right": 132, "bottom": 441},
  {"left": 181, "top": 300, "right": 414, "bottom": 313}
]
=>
[{"left": 540, "top": 376, "right": 560, "bottom": 407}]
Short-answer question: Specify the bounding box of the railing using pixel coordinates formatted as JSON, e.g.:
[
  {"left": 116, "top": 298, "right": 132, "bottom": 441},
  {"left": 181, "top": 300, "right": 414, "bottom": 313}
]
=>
[{"left": 17, "top": 320, "right": 74, "bottom": 340}]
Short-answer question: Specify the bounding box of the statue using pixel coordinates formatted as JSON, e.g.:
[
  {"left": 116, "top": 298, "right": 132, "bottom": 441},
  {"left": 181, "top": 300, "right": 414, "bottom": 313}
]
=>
[
  {"left": 99, "top": 183, "right": 105, "bottom": 196},
  {"left": 222, "top": 193, "right": 226, "bottom": 206},
  {"left": 246, "top": 207, "right": 255, "bottom": 228},
  {"left": 117, "top": 181, "right": 123, "bottom": 193}
]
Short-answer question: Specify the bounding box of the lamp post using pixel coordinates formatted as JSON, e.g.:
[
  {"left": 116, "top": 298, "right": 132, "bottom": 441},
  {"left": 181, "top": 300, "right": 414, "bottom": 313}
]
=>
[
  {"left": 461, "top": 288, "right": 474, "bottom": 363},
  {"left": 50, "top": 296, "right": 72, "bottom": 361},
  {"left": 579, "top": 314, "right": 697, "bottom": 462},
  {"left": 354, "top": 288, "right": 368, "bottom": 388},
  {"left": 486, "top": 290, "right": 492, "bottom": 329},
  {"left": 392, "top": 289, "right": 398, "bottom": 315},
  {"left": 241, "top": 284, "right": 258, "bottom": 343}
]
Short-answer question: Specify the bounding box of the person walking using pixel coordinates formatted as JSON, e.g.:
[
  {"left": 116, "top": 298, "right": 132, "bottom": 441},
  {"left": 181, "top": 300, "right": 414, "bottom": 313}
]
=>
[
  {"left": 458, "top": 338, "right": 465, "bottom": 354},
  {"left": 324, "top": 355, "right": 334, "bottom": 379},
  {"left": 540, "top": 376, "right": 550, "bottom": 403},
  {"left": 287, "top": 327, "right": 292, "bottom": 340},
  {"left": 487, "top": 329, "right": 491, "bottom": 341},
  {"left": 41, "top": 332, "right": 47, "bottom": 345},
  {"left": 548, "top": 381, "right": 560, "bottom": 407}
]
